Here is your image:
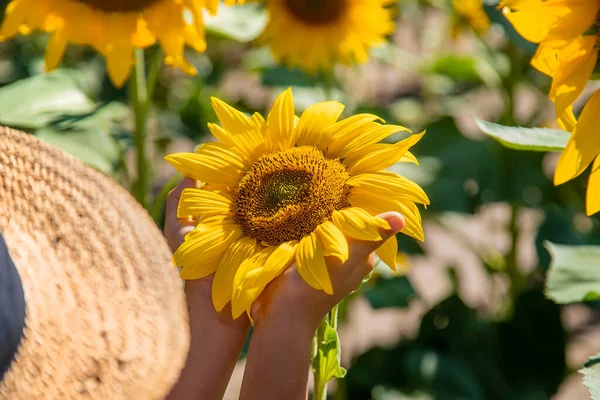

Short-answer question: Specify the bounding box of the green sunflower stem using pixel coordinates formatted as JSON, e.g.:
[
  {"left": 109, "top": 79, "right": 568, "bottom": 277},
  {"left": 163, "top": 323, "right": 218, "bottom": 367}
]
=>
[
  {"left": 130, "top": 48, "right": 151, "bottom": 210},
  {"left": 313, "top": 303, "right": 340, "bottom": 400},
  {"left": 313, "top": 318, "right": 329, "bottom": 400}
]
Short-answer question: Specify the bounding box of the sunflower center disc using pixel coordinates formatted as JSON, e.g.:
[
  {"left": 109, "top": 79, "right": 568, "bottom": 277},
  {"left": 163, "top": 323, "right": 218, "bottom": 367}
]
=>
[
  {"left": 77, "top": 0, "right": 161, "bottom": 12},
  {"left": 283, "top": 0, "right": 347, "bottom": 25},
  {"left": 235, "top": 146, "right": 349, "bottom": 246}
]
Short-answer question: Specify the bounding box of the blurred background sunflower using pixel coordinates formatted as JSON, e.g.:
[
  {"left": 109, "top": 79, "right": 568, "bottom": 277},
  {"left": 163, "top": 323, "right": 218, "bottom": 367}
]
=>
[
  {"left": 0, "top": 0, "right": 211, "bottom": 87},
  {"left": 260, "top": 0, "right": 397, "bottom": 72}
]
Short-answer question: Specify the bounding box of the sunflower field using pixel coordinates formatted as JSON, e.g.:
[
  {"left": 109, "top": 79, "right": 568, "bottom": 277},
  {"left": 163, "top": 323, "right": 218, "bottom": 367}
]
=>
[{"left": 1, "top": 0, "right": 600, "bottom": 399}]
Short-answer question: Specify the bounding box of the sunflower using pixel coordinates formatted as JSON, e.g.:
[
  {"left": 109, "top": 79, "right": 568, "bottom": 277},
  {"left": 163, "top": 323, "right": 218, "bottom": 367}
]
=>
[
  {"left": 500, "top": 0, "right": 600, "bottom": 215},
  {"left": 259, "top": 0, "right": 397, "bottom": 72},
  {"left": 0, "top": 0, "right": 211, "bottom": 87},
  {"left": 165, "top": 88, "right": 428, "bottom": 319}
]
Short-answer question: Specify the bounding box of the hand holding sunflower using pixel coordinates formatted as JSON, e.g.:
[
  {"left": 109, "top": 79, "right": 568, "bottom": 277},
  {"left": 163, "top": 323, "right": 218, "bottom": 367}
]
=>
[{"left": 164, "top": 174, "right": 407, "bottom": 400}]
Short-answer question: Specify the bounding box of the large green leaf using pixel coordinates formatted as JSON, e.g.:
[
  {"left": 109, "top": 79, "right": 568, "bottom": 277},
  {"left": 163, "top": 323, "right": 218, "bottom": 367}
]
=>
[
  {"left": 0, "top": 69, "right": 95, "bottom": 129},
  {"left": 476, "top": 119, "right": 570, "bottom": 152},
  {"left": 545, "top": 242, "right": 600, "bottom": 304},
  {"left": 583, "top": 355, "right": 600, "bottom": 400},
  {"left": 413, "top": 117, "right": 551, "bottom": 213},
  {"left": 34, "top": 102, "right": 128, "bottom": 175},
  {"left": 36, "top": 127, "right": 120, "bottom": 175},
  {"left": 205, "top": 4, "right": 267, "bottom": 43}
]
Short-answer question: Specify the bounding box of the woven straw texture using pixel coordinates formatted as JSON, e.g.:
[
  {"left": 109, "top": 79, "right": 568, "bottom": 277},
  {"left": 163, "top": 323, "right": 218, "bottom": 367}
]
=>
[{"left": 0, "top": 127, "right": 189, "bottom": 399}]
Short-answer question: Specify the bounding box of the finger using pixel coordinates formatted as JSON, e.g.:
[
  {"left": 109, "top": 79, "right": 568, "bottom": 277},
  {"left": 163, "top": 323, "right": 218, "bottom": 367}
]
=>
[
  {"left": 165, "top": 177, "right": 198, "bottom": 251},
  {"left": 166, "top": 177, "right": 197, "bottom": 216},
  {"left": 346, "top": 212, "right": 405, "bottom": 277},
  {"left": 165, "top": 177, "right": 197, "bottom": 226}
]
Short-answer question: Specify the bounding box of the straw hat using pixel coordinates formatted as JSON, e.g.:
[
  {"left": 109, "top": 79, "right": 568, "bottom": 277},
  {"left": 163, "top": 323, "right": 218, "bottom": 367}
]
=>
[{"left": 0, "top": 127, "right": 190, "bottom": 399}]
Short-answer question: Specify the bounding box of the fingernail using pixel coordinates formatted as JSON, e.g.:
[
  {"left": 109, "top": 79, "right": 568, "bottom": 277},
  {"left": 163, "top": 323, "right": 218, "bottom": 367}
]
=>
[{"left": 377, "top": 212, "right": 405, "bottom": 234}]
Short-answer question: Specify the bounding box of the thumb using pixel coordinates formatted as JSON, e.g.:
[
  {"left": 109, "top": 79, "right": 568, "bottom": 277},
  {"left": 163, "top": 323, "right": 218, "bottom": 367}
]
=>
[
  {"left": 343, "top": 211, "right": 406, "bottom": 285},
  {"left": 375, "top": 212, "right": 406, "bottom": 243},
  {"left": 346, "top": 212, "right": 406, "bottom": 264}
]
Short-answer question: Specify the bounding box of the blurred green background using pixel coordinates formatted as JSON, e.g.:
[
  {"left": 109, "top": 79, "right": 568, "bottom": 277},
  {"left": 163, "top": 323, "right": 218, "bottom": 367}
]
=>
[{"left": 1, "top": 0, "right": 600, "bottom": 399}]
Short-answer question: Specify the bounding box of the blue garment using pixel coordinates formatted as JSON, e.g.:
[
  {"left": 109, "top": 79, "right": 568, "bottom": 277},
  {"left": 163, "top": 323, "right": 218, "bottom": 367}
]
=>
[{"left": 0, "top": 232, "right": 25, "bottom": 381}]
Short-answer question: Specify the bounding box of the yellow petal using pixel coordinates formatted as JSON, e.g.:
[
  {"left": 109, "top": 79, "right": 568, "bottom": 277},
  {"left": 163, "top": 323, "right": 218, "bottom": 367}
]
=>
[
  {"left": 295, "top": 101, "right": 345, "bottom": 146},
  {"left": 165, "top": 145, "right": 244, "bottom": 185},
  {"left": 296, "top": 233, "right": 333, "bottom": 294},
  {"left": 104, "top": 13, "right": 136, "bottom": 88},
  {"left": 231, "top": 246, "right": 275, "bottom": 318},
  {"left": 531, "top": 41, "right": 559, "bottom": 77},
  {"left": 586, "top": 157, "right": 600, "bottom": 216},
  {"left": 0, "top": 0, "right": 29, "bottom": 38},
  {"left": 180, "top": 255, "right": 221, "bottom": 280},
  {"left": 266, "top": 88, "right": 295, "bottom": 149},
  {"left": 194, "top": 142, "right": 246, "bottom": 167},
  {"left": 376, "top": 235, "right": 398, "bottom": 273},
  {"left": 44, "top": 28, "right": 68, "bottom": 72},
  {"left": 557, "top": 105, "right": 576, "bottom": 132},
  {"left": 257, "top": 240, "right": 298, "bottom": 284},
  {"left": 550, "top": 36, "right": 597, "bottom": 122},
  {"left": 332, "top": 207, "right": 390, "bottom": 241},
  {"left": 346, "top": 131, "right": 426, "bottom": 174},
  {"left": 546, "top": 0, "right": 600, "bottom": 45},
  {"left": 347, "top": 192, "right": 425, "bottom": 242},
  {"left": 232, "top": 240, "right": 298, "bottom": 318},
  {"left": 348, "top": 171, "right": 430, "bottom": 205},
  {"left": 212, "top": 237, "right": 259, "bottom": 312},
  {"left": 339, "top": 124, "right": 410, "bottom": 158},
  {"left": 315, "top": 221, "right": 349, "bottom": 263},
  {"left": 211, "top": 97, "right": 261, "bottom": 134},
  {"left": 555, "top": 89, "right": 600, "bottom": 185},
  {"left": 503, "top": 4, "right": 563, "bottom": 43},
  {"left": 175, "top": 221, "right": 243, "bottom": 279},
  {"left": 207, "top": 122, "right": 265, "bottom": 162},
  {"left": 325, "top": 114, "right": 384, "bottom": 156},
  {"left": 399, "top": 151, "right": 419, "bottom": 165},
  {"left": 177, "top": 188, "right": 232, "bottom": 218},
  {"left": 205, "top": 0, "right": 219, "bottom": 15}
]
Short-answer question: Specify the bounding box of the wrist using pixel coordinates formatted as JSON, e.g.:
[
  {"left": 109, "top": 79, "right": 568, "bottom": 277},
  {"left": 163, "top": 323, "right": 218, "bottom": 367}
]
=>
[
  {"left": 256, "top": 301, "right": 320, "bottom": 342},
  {"left": 253, "top": 292, "right": 328, "bottom": 334}
]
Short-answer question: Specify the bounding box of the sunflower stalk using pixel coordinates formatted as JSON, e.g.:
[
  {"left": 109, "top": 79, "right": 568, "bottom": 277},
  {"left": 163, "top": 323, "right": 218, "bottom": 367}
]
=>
[
  {"left": 312, "top": 303, "right": 343, "bottom": 400},
  {"left": 130, "top": 48, "right": 152, "bottom": 210}
]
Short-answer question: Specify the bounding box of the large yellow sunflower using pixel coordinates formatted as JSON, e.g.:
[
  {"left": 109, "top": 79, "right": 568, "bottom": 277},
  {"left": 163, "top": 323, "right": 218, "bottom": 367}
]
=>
[
  {"left": 501, "top": 0, "right": 600, "bottom": 215},
  {"left": 0, "top": 0, "right": 211, "bottom": 87},
  {"left": 260, "top": 0, "right": 396, "bottom": 72},
  {"left": 165, "top": 88, "right": 428, "bottom": 319}
]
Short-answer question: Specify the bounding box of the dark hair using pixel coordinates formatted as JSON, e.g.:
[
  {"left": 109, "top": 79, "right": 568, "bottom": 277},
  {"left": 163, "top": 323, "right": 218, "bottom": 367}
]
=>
[{"left": 0, "top": 232, "right": 26, "bottom": 381}]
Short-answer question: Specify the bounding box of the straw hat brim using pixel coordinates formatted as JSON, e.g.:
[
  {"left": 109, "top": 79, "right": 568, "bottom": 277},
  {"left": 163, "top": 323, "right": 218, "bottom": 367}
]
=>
[{"left": 0, "top": 127, "right": 190, "bottom": 399}]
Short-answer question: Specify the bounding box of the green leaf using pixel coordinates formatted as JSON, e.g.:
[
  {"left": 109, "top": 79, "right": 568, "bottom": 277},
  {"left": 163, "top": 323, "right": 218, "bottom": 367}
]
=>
[
  {"left": 364, "top": 277, "right": 417, "bottom": 309},
  {"left": 420, "top": 54, "right": 500, "bottom": 87},
  {"left": 205, "top": 4, "right": 267, "bottom": 43},
  {"left": 545, "top": 242, "right": 600, "bottom": 304},
  {"left": 312, "top": 319, "right": 346, "bottom": 390},
  {"left": 36, "top": 127, "right": 120, "bottom": 175},
  {"left": 0, "top": 69, "right": 95, "bottom": 129},
  {"left": 34, "top": 102, "right": 128, "bottom": 175},
  {"left": 476, "top": 119, "right": 570, "bottom": 152},
  {"left": 582, "top": 355, "right": 600, "bottom": 400},
  {"left": 262, "top": 67, "right": 315, "bottom": 87}
]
